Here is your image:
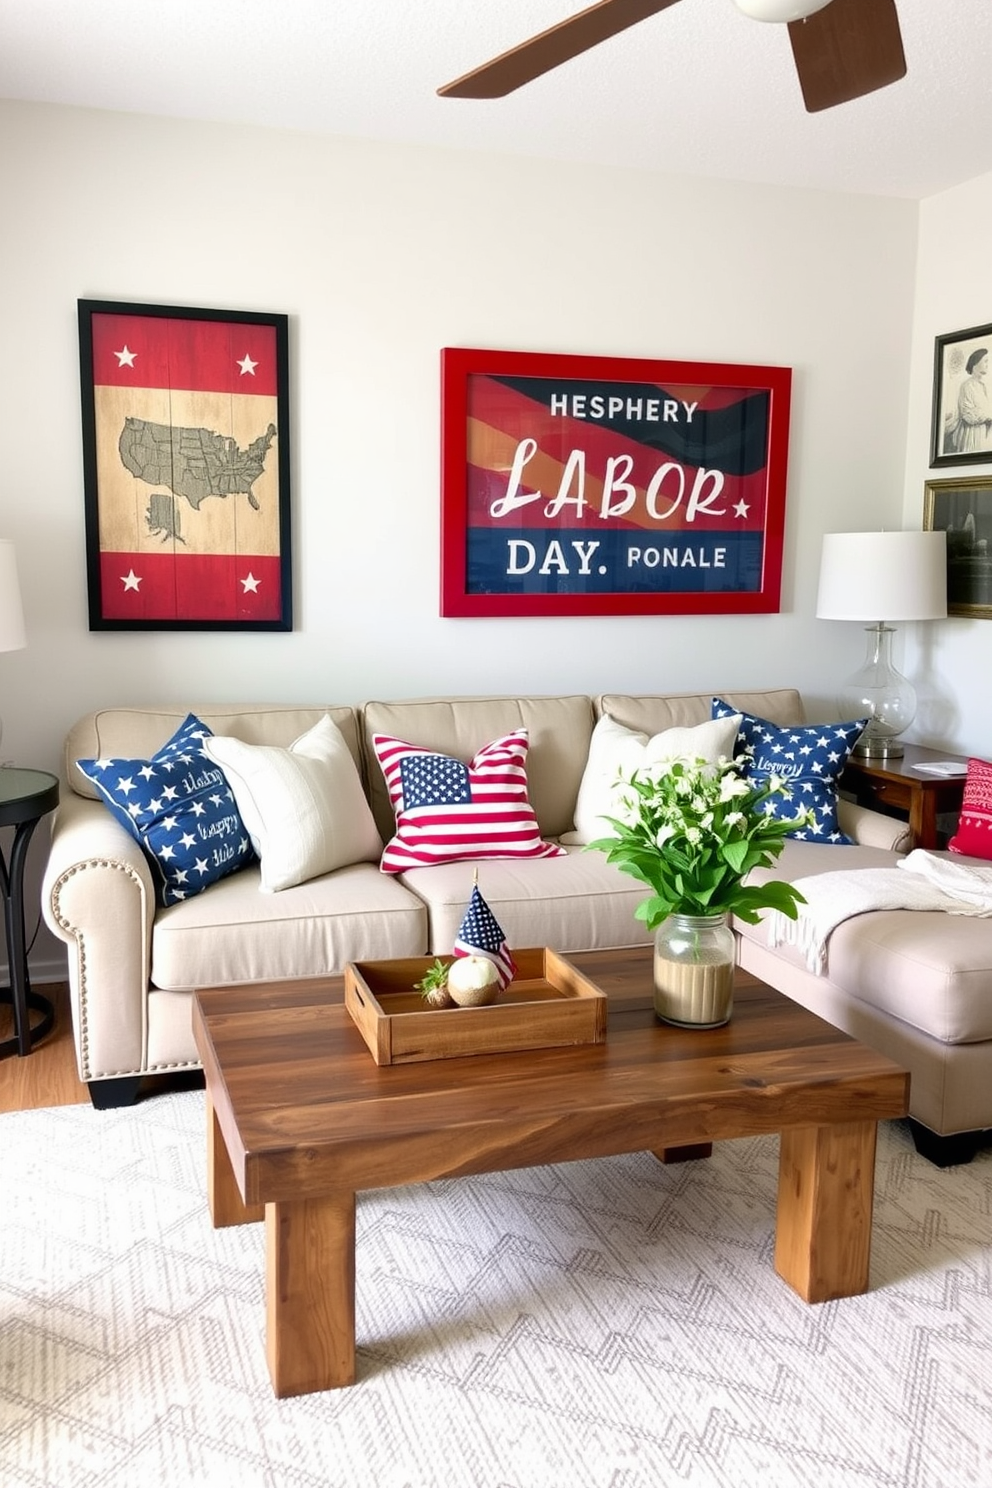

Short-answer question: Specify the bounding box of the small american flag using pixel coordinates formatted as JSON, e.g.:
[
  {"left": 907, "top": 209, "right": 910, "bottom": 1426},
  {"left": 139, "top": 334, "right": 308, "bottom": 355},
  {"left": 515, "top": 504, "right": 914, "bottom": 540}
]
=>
[{"left": 453, "top": 884, "right": 516, "bottom": 990}]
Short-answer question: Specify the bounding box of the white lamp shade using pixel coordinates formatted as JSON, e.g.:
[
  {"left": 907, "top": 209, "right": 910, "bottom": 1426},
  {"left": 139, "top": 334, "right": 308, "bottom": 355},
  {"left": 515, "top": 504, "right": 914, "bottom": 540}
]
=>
[
  {"left": 0, "top": 539, "right": 26, "bottom": 652},
  {"left": 816, "top": 531, "right": 947, "bottom": 623}
]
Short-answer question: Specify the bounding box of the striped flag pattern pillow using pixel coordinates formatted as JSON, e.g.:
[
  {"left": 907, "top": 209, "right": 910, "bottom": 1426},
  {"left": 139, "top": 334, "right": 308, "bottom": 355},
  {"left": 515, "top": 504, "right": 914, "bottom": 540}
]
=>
[{"left": 373, "top": 729, "right": 565, "bottom": 873}]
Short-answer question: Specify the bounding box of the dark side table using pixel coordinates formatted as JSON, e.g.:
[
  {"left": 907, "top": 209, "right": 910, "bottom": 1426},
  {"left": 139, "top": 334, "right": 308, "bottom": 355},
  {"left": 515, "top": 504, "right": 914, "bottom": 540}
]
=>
[
  {"left": 841, "top": 744, "right": 969, "bottom": 850},
  {"left": 1, "top": 767, "right": 60, "bottom": 1058}
]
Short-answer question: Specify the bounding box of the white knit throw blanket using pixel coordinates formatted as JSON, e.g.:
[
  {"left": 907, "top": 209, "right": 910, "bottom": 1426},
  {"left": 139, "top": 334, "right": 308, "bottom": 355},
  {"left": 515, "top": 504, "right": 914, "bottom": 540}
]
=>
[{"left": 767, "top": 849, "right": 992, "bottom": 974}]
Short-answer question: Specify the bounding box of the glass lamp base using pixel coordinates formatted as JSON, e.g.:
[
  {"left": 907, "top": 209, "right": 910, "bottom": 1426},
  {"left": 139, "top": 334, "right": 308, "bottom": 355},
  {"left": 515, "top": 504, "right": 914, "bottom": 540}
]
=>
[
  {"left": 852, "top": 734, "right": 905, "bottom": 759},
  {"left": 840, "top": 623, "right": 916, "bottom": 763}
]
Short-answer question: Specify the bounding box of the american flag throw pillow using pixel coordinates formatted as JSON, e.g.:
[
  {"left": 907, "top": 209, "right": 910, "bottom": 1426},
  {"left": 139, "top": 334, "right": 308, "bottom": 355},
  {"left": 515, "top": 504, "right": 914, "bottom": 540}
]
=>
[{"left": 373, "top": 729, "right": 566, "bottom": 873}]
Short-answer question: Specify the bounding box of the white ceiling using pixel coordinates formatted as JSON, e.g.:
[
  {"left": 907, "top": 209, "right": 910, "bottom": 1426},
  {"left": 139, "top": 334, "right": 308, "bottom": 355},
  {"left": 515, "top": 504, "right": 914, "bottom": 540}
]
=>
[{"left": 2, "top": 0, "right": 991, "bottom": 200}]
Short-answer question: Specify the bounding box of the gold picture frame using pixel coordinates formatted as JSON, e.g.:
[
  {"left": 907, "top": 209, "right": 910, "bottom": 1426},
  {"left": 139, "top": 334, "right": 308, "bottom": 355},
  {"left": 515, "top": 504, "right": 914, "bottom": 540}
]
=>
[{"left": 923, "top": 476, "right": 992, "bottom": 618}]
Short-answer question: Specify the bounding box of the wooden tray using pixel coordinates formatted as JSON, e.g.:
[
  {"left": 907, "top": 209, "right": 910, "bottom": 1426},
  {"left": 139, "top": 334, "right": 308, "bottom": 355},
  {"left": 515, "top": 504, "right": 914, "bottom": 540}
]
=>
[{"left": 343, "top": 947, "right": 608, "bottom": 1065}]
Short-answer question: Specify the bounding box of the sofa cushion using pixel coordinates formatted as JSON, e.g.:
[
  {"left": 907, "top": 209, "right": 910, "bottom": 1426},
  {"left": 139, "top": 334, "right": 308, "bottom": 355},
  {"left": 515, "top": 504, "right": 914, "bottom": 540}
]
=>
[
  {"left": 362, "top": 696, "right": 595, "bottom": 843},
  {"left": 150, "top": 861, "right": 427, "bottom": 989},
  {"left": 948, "top": 757, "right": 992, "bottom": 861},
  {"left": 203, "top": 714, "right": 382, "bottom": 892},
  {"left": 399, "top": 849, "right": 653, "bottom": 956},
  {"left": 713, "top": 699, "right": 866, "bottom": 845},
  {"left": 66, "top": 703, "right": 363, "bottom": 799},
  {"left": 562, "top": 711, "right": 742, "bottom": 845},
  {"left": 373, "top": 729, "right": 566, "bottom": 873},
  {"left": 599, "top": 689, "right": 804, "bottom": 734},
  {"left": 76, "top": 713, "right": 254, "bottom": 906}
]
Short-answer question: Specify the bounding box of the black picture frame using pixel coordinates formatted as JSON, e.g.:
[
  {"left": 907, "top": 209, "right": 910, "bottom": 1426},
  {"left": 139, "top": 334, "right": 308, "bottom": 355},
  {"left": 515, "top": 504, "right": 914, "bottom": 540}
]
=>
[
  {"left": 923, "top": 476, "right": 992, "bottom": 617},
  {"left": 78, "top": 298, "right": 292, "bottom": 631},
  {"left": 929, "top": 322, "right": 992, "bottom": 468}
]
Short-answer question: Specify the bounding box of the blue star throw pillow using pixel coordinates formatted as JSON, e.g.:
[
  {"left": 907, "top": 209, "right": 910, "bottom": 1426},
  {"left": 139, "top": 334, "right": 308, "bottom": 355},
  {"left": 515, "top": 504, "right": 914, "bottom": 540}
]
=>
[
  {"left": 77, "top": 713, "right": 255, "bottom": 905},
  {"left": 712, "top": 698, "right": 867, "bottom": 844}
]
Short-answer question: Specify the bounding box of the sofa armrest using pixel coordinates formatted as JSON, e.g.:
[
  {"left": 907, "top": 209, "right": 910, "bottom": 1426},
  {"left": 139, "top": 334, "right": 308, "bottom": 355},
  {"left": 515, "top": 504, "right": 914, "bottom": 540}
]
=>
[
  {"left": 837, "top": 797, "right": 912, "bottom": 853},
  {"left": 41, "top": 793, "right": 156, "bottom": 1082}
]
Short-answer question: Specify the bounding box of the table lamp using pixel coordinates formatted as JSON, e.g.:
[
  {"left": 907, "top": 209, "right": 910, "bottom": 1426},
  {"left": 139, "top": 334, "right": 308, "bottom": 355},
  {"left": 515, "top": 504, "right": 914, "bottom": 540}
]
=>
[
  {"left": 816, "top": 530, "right": 947, "bottom": 759},
  {"left": 0, "top": 539, "right": 27, "bottom": 759}
]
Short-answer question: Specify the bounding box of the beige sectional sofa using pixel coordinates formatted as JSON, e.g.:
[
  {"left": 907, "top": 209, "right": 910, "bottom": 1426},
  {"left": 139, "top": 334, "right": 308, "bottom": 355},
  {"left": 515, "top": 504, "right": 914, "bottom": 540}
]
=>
[{"left": 40, "top": 689, "right": 992, "bottom": 1165}]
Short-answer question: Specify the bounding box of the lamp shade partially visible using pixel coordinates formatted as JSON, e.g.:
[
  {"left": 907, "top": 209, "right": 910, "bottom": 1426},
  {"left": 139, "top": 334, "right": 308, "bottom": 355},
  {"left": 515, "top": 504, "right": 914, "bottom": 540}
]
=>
[
  {"left": 0, "top": 539, "right": 26, "bottom": 652},
  {"left": 733, "top": 0, "right": 831, "bottom": 19},
  {"left": 816, "top": 531, "right": 947, "bottom": 622}
]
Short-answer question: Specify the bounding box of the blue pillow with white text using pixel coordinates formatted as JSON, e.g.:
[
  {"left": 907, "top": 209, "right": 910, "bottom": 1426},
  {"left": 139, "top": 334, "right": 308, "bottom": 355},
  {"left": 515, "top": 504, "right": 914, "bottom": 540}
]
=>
[
  {"left": 77, "top": 713, "right": 255, "bottom": 905},
  {"left": 711, "top": 698, "right": 867, "bottom": 844}
]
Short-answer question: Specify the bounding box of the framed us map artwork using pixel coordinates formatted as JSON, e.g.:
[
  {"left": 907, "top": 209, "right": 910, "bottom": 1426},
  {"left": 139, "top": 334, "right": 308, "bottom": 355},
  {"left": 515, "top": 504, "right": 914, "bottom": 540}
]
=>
[
  {"left": 439, "top": 346, "right": 792, "bottom": 617},
  {"left": 78, "top": 299, "right": 292, "bottom": 630}
]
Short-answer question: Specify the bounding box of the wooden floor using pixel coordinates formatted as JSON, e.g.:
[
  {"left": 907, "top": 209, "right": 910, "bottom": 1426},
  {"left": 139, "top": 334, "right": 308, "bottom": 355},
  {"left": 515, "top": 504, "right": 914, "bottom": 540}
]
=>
[{"left": 0, "top": 984, "right": 90, "bottom": 1112}]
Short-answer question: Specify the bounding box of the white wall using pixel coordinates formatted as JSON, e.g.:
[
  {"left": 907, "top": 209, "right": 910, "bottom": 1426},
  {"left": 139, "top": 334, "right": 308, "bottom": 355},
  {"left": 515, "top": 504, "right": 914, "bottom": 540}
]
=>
[
  {"left": 904, "top": 168, "right": 992, "bottom": 752},
  {"left": 0, "top": 99, "right": 921, "bottom": 977}
]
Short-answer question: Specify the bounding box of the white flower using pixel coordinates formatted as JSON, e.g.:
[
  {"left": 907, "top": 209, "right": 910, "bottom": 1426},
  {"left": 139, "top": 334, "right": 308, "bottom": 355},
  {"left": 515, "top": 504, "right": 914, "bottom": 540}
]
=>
[{"left": 719, "top": 773, "right": 750, "bottom": 802}]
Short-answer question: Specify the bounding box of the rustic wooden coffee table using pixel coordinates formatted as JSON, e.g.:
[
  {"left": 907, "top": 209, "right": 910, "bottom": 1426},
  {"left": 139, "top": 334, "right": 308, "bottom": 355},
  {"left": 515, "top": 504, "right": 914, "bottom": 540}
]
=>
[{"left": 192, "top": 949, "right": 909, "bottom": 1398}]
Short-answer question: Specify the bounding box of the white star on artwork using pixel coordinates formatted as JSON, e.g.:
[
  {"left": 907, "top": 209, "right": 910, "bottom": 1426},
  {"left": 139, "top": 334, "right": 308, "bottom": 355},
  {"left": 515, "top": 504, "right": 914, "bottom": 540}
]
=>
[
  {"left": 115, "top": 345, "right": 136, "bottom": 368},
  {"left": 733, "top": 499, "right": 750, "bottom": 519},
  {"left": 241, "top": 572, "right": 261, "bottom": 593},
  {"left": 237, "top": 353, "right": 258, "bottom": 376},
  {"left": 121, "top": 569, "right": 142, "bottom": 591}
]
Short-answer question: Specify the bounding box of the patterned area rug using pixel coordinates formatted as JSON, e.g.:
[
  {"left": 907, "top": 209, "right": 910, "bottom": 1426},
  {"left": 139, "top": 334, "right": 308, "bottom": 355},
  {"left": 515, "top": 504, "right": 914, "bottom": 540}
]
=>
[{"left": 2, "top": 1092, "right": 990, "bottom": 1488}]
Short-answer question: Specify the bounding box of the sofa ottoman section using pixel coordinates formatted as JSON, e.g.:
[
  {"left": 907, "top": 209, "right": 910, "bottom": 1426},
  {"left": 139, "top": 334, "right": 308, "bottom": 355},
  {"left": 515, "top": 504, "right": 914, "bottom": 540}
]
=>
[{"left": 737, "top": 839, "right": 992, "bottom": 1163}]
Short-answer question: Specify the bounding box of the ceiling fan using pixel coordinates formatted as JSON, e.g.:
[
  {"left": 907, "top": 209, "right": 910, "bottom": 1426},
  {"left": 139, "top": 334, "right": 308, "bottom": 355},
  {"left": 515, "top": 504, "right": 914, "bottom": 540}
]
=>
[{"left": 437, "top": 0, "right": 906, "bottom": 114}]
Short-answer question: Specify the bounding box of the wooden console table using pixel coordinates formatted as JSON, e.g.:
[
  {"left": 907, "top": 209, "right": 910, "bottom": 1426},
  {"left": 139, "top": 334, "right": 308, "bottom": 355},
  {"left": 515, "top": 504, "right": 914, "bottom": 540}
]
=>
[{"left": 841, "top": 743, "right": 970, "bottom": 850}]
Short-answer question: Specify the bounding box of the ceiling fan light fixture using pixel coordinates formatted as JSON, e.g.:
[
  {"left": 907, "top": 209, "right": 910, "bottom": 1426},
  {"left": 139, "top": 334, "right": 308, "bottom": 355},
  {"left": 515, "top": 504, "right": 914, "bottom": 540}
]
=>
[{"left": 733, "top": 0, "right": 832, "bottom": 20}]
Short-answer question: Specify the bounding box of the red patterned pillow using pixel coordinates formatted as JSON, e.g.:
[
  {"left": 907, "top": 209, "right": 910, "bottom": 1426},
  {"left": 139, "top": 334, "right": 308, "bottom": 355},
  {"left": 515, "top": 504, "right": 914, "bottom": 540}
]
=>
[
  {"left": 948, "top": 757, "right": 992, "bottom": 860},
  {"left": 373, "top": 729, "right": 565, "bottom": 873}
]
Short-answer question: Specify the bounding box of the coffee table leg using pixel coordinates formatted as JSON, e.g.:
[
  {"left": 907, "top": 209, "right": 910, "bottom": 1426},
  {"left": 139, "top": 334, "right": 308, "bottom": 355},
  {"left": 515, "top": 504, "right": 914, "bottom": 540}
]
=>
[
  {"left": 265, "top": 1192, "right": 357, "bottom": 1396},
  {"left": 775, "top": 1120, "right": 877, "bottom": 1303},
  {"left": 652, "top": 1142, "right": 713, "bottom": 1164},
  {"left": 206, "top": 1094, "right": 264, "bottom": 1227}
]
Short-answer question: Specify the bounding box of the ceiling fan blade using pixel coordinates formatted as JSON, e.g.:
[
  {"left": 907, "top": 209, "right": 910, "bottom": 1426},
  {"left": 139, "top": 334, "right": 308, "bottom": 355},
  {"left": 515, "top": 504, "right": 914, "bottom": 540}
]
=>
[
  {"left": 438, "top": 0, "right": 682, "bottom": 99},
  {"left": 788, "top": 0, "right": 906, "bottom": 113}
]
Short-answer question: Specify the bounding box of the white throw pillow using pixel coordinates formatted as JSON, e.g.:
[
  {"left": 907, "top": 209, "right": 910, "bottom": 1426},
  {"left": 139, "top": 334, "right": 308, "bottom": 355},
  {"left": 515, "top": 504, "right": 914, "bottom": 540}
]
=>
[
  {"left": 562, "top": 712, "right": 743, "bottom": 846},
  {"left": 203, "top": 714, "right": 382, "bottom": 892}
]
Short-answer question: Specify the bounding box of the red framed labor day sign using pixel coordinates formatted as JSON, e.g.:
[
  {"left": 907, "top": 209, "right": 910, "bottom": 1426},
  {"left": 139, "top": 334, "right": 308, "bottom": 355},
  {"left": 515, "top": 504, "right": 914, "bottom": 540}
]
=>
[
  {"left": 440, "top": 347, "right": 792, "bottom": 618},
  {"left": 78, "top": 299, "right": 292, "bottom": 631}
]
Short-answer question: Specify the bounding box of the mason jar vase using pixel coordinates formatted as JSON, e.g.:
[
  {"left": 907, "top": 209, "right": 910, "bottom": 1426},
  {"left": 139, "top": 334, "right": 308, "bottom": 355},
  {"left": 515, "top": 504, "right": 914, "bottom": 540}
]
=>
[{"left": 652, "top": 912, "right": 736, "bottom": 1028}]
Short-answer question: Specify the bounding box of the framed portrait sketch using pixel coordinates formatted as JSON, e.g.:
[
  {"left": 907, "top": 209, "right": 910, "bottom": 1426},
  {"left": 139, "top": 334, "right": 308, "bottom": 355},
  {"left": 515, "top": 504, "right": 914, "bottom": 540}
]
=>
[
  {"left": 929, "top": 322, "right": 992, "bottom": 467},
  {"left": 78, "top": 299, "right": 292, "bottom": 631},
  {"left": 439, "top": 346, "right": 792, "bottom": 617},
  {"left": 923, "top": 476, "right": 992, "bottom": 617}
]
